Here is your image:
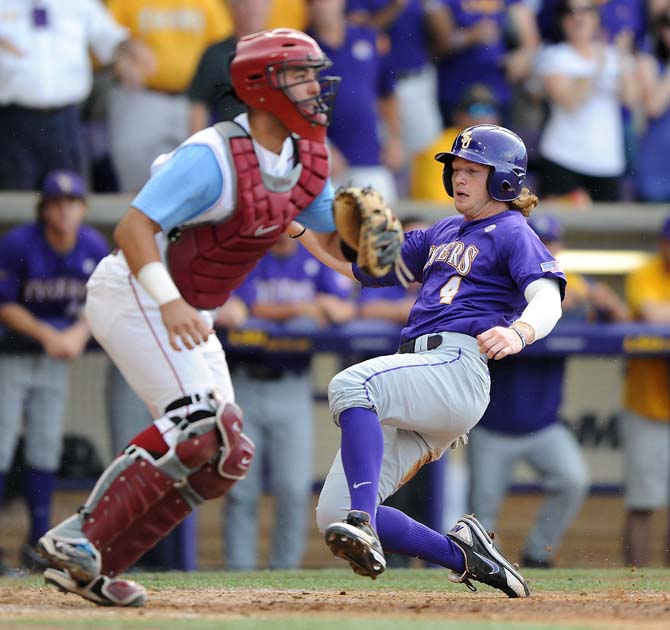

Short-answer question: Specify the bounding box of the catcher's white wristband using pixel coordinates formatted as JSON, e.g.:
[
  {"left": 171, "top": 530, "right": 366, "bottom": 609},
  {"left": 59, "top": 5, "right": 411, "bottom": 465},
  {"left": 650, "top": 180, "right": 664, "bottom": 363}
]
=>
[{"left": 137, "top": 261, "right": 181, "bottom": 306}]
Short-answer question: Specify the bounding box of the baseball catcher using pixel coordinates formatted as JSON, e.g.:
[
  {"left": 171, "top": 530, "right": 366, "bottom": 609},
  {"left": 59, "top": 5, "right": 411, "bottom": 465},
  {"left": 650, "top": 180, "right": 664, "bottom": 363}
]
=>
[{"left": 332, "top": 186, "right": 414, "bottom": 286}]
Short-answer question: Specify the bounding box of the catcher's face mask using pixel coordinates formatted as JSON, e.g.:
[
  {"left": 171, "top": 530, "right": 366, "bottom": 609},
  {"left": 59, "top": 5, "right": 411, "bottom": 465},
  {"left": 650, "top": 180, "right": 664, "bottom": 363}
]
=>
[
  {"left": 274, "top": 62, "right": 339, "bottom": 130},
  {"left": 231, "top": 28, "right": 340, "bottom": 141}
]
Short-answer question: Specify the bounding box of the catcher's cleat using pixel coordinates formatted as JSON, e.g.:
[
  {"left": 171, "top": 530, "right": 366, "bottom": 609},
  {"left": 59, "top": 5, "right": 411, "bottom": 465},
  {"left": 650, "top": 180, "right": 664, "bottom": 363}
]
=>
[
  {"left": 447, "top": 514, "right": 530, "bottom": 598},
  {"left": 325, "top": 510, "right": 386, "bottom": 579},
  {"left": 37, "top": 533, "right": 101, "bottom": 582},
  {"left": 44, "top": 568, "right": 147, "bottom": 607}
]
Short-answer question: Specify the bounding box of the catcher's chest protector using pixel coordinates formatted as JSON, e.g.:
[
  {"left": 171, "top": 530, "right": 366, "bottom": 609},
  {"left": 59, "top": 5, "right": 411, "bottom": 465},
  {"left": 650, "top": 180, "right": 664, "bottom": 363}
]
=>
[{"left": 167, "top": 122, "right": 329, "bottom": 309}]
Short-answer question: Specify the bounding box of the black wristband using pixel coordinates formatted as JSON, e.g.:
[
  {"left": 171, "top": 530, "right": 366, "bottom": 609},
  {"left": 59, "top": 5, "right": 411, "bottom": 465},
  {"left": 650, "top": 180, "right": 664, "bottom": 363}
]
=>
[
  {"left": 340, "top": 240, "right": 358, "bottom": 263},
  {"left": 288, "top": 227, "right": 307, "bottom": 239}
]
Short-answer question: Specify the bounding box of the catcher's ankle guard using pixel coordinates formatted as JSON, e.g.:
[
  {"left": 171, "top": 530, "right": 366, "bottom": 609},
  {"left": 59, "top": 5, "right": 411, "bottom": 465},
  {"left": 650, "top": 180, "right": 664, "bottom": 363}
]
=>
[
  {"left": 101, "top": 433, "right": 255, "bottom": 576},
  {"left": 81, "top": 400, "right": 244, "bottom": 570}
]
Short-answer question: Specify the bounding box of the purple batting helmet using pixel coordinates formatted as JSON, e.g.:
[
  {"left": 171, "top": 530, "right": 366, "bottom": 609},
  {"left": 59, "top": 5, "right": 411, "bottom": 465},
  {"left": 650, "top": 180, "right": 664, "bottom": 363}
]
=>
[{"left": 435, "top": 124, "right": 528, "bottom": 202}]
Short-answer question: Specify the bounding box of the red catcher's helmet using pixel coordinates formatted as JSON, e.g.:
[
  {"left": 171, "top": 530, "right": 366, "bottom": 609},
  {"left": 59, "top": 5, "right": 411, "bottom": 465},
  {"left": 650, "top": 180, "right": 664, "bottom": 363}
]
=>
[{"left": 231, "top": 28, "right": 340, "bottom": 141}]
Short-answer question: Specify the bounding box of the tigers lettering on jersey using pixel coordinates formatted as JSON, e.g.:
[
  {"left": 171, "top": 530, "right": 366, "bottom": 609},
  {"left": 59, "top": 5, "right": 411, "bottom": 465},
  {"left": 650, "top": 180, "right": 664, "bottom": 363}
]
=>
[{"left": 425, "top": 241, "right": 480, "bottom": 275}]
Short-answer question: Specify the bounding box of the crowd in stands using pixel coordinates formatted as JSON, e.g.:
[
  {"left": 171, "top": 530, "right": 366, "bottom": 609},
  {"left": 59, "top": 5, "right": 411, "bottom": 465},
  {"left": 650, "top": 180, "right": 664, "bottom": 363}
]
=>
[
  {"left": 1, "top": 0, "right": 670, "bottom": 204},
  {"left": 0, "top": 0, "right": 668, "bottom": 574}
]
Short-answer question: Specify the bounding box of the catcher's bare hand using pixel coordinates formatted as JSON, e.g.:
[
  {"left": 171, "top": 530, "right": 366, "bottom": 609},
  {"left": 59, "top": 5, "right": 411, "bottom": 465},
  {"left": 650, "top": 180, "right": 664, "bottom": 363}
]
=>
[
  {"left": 160, "top": 298, "right": 212, "bottom": 351},
  {"left": 476, "top": 326, "right": 524, "bottom": 360}
]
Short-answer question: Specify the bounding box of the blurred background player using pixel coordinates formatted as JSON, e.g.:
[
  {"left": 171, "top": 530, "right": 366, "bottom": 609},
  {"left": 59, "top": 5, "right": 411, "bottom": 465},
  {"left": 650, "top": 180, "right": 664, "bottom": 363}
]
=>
[
  {"left": 467, "top": 214, "right": 628, "bottom": 568},
  {"left": 620, "top": 215, "right": 670, "bottom": 567},
  {"left": 224, "top": 233, "right": 355, "bottom": 570},
  {"left": 0, "top": 171, "right": 108, "bottom": 571}
]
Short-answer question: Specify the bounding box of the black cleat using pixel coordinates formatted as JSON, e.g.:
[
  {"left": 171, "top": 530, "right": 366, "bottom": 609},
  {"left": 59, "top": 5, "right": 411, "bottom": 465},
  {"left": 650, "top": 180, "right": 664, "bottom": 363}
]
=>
[
  {"left": 447, "top": 514, "right": 530, "bottom": 598},
  {"left": 325, "top": 510, "right": 386, "bottom": 579}
]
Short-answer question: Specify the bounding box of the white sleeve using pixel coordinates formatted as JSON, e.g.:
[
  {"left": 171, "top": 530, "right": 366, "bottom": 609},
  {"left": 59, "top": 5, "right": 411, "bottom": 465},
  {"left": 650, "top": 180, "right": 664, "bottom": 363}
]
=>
[{"left": 519, "top": 278, "right": 562, "bottom": 341}]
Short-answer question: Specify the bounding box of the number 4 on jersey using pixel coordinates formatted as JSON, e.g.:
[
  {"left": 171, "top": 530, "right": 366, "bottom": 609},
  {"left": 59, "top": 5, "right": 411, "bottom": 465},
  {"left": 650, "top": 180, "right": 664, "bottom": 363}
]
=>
[{"left": 440, "top": 276, "right": 462, "bottom": 304}]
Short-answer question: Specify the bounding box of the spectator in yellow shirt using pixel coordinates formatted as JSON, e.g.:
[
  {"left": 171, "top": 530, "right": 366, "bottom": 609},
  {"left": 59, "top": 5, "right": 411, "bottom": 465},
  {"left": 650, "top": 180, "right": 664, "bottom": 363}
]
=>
[{"left": 106, "top": 0, "right": 232, "bottom": 192}]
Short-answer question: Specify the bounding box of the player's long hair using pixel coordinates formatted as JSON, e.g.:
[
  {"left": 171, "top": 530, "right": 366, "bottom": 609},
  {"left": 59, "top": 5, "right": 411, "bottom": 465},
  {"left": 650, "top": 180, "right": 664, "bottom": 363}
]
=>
[{"left": 510, "top": 187, "right": 538, "bottom": 217}]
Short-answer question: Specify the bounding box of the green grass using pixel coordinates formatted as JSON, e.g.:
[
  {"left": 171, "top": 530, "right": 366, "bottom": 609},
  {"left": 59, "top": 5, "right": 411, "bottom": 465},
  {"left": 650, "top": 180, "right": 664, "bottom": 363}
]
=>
[
  {"left": 1, "top": 568, "right": 668, "bottom": 630},
  {"left": 4, "top": 566, "right": 670, "bottom": 592}
]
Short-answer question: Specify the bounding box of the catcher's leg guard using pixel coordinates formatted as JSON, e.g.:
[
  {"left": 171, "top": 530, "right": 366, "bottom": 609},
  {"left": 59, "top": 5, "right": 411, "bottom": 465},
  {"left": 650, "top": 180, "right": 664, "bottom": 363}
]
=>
[
  {"left": 39, "top": 399, "right": 243, "bottom": 580},
  {"left": 100, "top": 433, "right": 255, "bottom": 576}
]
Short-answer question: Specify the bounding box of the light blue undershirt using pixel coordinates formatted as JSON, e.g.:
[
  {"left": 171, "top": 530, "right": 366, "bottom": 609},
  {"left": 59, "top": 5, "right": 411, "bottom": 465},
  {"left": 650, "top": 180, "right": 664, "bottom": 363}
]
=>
[{"left": 132, "top": 144, "right": 336, "bottom": 233}]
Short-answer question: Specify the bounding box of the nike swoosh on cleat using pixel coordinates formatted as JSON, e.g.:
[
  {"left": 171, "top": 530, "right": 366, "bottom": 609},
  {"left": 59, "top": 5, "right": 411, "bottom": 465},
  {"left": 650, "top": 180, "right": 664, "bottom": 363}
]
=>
[
  {"left": 254, "top": 224, "right": 280, "bottom": 237},
  {"left": 473, "top": 551, "right": 500, "bottom": 575},
  {"left": 352, "top": 481, "right": 372, "bottom": 489}
]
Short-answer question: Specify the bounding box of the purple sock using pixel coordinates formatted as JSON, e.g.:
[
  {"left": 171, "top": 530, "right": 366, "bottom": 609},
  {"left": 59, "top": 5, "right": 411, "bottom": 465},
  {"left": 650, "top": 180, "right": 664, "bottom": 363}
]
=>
[
  {"left": 22, "top": 466, "right": 55, "bottom": 544},
  {"left": 339, "top": 407, "right": 383, "bottom": 528},
  {"left": 376, "top": 505, "right": 465, "bottom": 573}
]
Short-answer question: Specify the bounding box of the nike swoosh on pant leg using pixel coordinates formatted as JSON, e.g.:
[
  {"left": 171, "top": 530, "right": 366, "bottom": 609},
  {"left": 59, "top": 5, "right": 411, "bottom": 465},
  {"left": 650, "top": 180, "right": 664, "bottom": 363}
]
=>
[{"left": 352, "top": 481, "right": 372, "bottom": 489}]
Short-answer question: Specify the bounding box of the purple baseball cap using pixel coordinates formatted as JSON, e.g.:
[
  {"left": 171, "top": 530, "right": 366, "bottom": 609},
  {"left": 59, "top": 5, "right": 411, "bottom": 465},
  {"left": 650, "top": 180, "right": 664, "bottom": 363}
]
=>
[
  {"left": 660, "top": 215, "right": 670, "bottom": 239},
  {"left": 528, "top": 214, "right": 563, "bottom": 242},
  {"left": 41, "top": 170, "right": 86, "bottom": 201}
]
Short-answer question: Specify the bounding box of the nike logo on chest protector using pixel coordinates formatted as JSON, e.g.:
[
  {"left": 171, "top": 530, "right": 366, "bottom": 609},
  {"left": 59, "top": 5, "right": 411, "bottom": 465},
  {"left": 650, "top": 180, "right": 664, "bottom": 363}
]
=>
[{"left": 254, "top": 224, "right": 280, "bottom": 237}]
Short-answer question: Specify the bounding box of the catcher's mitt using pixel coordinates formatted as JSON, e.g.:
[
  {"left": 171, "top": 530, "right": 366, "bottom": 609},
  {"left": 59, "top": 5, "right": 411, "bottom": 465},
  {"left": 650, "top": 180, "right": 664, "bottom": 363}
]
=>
[{"left": 333, "top": 186, "right": 414, "bottom": 286}]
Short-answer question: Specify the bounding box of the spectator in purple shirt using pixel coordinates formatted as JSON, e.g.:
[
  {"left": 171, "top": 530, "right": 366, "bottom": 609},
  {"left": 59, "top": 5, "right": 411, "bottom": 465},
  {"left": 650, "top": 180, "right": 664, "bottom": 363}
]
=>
[
  {"left": 633, "top": 11, "right": 670, "bottom": 201},
  {"left": 431, "top": 0, "right": 540, "bottom": 126},
  {"left": 0, "top": 171, "right": 108, "bottom": 571},
  {"left": 308, "top": 0, "right": 404, "bottom": 203},
  {"left": 346, "top": 1, "right": 451, "bottom": 188}
]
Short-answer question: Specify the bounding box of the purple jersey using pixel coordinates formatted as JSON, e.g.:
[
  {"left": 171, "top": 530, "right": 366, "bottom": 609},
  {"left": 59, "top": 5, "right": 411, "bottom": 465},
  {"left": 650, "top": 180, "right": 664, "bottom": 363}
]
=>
[
  {"left": 232, "top": 245, "right": 353, "bottom": 371},
  {"left": 353, "top": 211, "right": 566, "bottom": 342},
  {"left": 478, "top": 357, "right": 566, "bottom": 434},
  {"left": 235, "top": 245, "right": 352, "bottom": 306},
  {"left": 0, "top": 222, "right": 108, "bottom": 343}
]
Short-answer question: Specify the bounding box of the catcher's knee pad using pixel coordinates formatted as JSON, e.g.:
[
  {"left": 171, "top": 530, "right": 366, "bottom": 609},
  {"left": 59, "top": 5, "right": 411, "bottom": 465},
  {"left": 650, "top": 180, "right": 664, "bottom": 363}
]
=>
[
  {"left": 100, "top": 433, "right": 255, "bottom": 577},
  {"left": 82, "top": 397, "right": 243, "bottom": 557},
  {"left": 156, "top": 397, "right": 244, "bottom": 479}
]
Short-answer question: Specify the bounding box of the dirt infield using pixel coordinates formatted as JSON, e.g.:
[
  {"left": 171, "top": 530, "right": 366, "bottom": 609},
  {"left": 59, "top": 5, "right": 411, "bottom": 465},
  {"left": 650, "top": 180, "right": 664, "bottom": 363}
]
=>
[{"left": 2, "top": 586, "right": 670, "bottom": 629}]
